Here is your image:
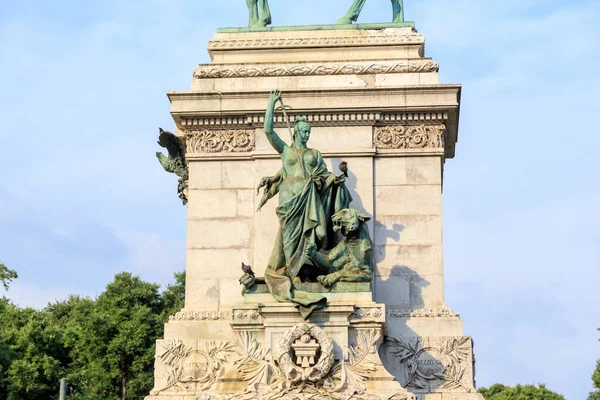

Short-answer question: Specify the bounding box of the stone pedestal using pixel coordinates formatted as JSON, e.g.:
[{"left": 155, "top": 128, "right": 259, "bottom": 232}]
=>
[{"left": 147, "top": 24, "right": 483, "bottom": 400}]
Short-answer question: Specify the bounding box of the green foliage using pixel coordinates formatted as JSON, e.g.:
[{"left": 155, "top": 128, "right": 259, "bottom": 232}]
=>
[
  {"left": 0, "top": 270, "right": 185, "bottom": 400},
  {"left": 589, "top": 329, "right": 600, "bottom": 400},
  {"left": 161, "top": 271, "right": 185, "bottom": 320},
  {"left": 479, "top": 383, "right": 565, "bottom": 400},
  {"left": 0, "top": 263, "right": 18, "bottom": 290}
]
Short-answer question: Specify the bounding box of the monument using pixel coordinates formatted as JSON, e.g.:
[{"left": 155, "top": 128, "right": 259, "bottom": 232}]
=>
[{"left": 150, "top": 3, "right": 483, "bottom": 400}]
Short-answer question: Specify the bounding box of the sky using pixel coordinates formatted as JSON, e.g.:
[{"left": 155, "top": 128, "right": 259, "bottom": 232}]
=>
[{"left": 0, "top": 0, "right": 599, "bottom": 398}]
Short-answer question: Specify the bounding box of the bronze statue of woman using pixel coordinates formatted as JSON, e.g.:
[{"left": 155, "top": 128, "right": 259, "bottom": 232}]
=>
[{"left": 256, "top": 90, "right": 352, "bottom": 318}]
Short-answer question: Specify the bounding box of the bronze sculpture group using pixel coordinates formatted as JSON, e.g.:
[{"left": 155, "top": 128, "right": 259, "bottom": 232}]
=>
[
  {"left": 243, "top": 91, "right": 374, "bottom": 318},
  {"left": 246, "top": 0, "right": 404, "bottom": 28}
]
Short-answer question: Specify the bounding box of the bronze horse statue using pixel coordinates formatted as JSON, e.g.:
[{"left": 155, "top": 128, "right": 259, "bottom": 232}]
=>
[{"left": 246, "top": 0, "right": 404, "bottom": 28}]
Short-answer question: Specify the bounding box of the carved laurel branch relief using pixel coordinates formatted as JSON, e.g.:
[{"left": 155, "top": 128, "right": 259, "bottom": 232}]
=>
[
  {"left": 374, "top": 125, "right": 445, "bottom": 150},
  {"left": 383, "top": 337, "right": 475, "bottom": 393},
  {"left": 191, "top": 326, "right": 412, "bottom": 400},
  {"left": 186, "top": 129, "right": 255, "bottom": 154},
  {"left": 208, "top": 33, "right": 423, "bottom": 50},
  {"left": 151, "top": 340, "right": 236, "bottom": 395},
  {"left": 194, "top": 61, "right": 438, "bottom": 79}
]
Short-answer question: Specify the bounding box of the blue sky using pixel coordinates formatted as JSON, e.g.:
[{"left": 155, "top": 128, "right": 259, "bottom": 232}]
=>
[{"left": 0, "top": 0, "right": 599, "bottom": 398}]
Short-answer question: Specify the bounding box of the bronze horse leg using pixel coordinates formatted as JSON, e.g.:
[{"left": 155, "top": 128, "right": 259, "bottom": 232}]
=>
[{"left": 336, "top": 0, "right": 404, "bottom": 24}]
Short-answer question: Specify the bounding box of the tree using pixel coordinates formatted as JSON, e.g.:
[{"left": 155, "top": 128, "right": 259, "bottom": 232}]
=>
[
  {"left": 589, "top": 329, "right": 600, "bottom": 400},
  {"left": 479, "top": 383, "right": 565, "bottom": 400},
  {"left": 0, "top": 263, "right": 18, "bottom": 290},
  {"left": 65, "top": 272, "right": 164, "bottom": 400},
  {"left": 0, "top": 297, "right": 68, "bottom": 400},
  {"left": 160, "top": 271, "right": 185, "bottom": 320}
]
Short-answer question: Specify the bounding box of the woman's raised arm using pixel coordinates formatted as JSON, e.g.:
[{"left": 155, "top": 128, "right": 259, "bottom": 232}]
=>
[{"left": 264, "top": 89, "right": 286, "bottom": 154}]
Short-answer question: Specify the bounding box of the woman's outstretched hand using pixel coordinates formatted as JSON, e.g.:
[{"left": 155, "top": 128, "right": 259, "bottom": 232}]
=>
[{"left": 269, "top": 89, "right": 282, "bottom": 103}]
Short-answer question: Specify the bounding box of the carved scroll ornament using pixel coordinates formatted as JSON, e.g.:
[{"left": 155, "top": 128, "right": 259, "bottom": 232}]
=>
[
  {"left": 186, "top": 129, "right": 255, "bottom": 154},
  {"left": 374, "top": 124, "right": 445, "bottom": 150}
]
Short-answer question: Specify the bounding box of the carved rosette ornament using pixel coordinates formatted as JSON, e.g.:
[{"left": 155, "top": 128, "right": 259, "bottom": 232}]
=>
[
  {"left": 186, "top": 129, "right": 255, "bottom": 154},
  {"left": 374, "top": 124, "right": 445, "bottom": 150}
]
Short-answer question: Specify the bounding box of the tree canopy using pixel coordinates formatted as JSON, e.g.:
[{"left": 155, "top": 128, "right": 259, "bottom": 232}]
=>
[
  {"left": 479, "top": 383, "right": 565, "bottom": 400},
  {"left": 0, "top": 263, "right": 18, "bottom": 290},
  {"left": 589, "top": 329, "right": 600, "bottom": 400},
  {"left": 0, "top": 270, "right": 185, "bottom": 400}
]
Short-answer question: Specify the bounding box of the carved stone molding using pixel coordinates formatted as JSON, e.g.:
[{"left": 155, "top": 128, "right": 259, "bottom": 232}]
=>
[
  {"left": 194, "top": 61, "right": 438, "bottom": 79},
  {"left": 388, "top": 307, "right": 460, "bottom": 318},
  {"left": 382, "top": 336, "right": 476, "bottom": 393},
  {"left": 180, "top": 113, "right": 448, "bottom": 130},
  {"left": 351, "top": 306, "right": 385, "bottom": 323},
  {"left": 208, "top": 33, "right": 423, "bottom": 51},
  {"left": 170, "top": 310, "right": 230, "bottom": 321},
  {"left": 186, "top": 129, "right": 255, "bottom": 154},
  {"left": 374, "top": 124, "right": 445, "bottom": 150},
  {"left": 232, "top": 308, "right": 261, "bottom": 322}
]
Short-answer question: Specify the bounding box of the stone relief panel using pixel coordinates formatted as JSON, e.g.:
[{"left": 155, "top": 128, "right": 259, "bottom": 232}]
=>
[
  {"left": 177, "top": 326, "right": 415, "bottom": 400},
  {"left": 186, "top": 129, "right": 255, "bottom": 154},
  {"left": 194, "top": 61, "right": 438, "bottom": 79},
  {"left": 374, "top": 125, "right": 445, "bottom": 150},
  {"left": 381, "top": 336, "right": 476, "bottom": 394},
  {"left": 151, "top": 339, "right": 236, "bottom": 395},
  {"left": 170, "top": 310, "right": 231, "bottom": 321}
]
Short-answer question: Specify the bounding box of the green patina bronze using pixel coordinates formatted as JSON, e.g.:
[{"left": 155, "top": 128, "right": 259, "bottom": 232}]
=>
[
  {"left": 246, "top": 0, "right": 271, "bottom": 28},
  {"left": 242, "top": 0, "right": 406, "bottom": 29},
  {"left": 254, "top": 90, "right": 353, "bottom": 319},
  {"left": 156, "top": 128, "right": 188, "bottom": 205},
  {"left": 217, "top": 21, "right": 414, "bottom": 33},
  {"left": 336, "top": 0, "right": 404, "bottom": 25}
]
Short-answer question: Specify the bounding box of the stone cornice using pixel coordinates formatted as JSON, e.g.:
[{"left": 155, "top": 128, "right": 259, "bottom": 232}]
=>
[
  {"left": 207, "top": 32, "right": 424, "bottom": 51},
  {"left": 193, "top": 60, "right": 438, "bottom": 79},
  {"left": 180, "top": 112, "right": 448, "bottom": 129}
]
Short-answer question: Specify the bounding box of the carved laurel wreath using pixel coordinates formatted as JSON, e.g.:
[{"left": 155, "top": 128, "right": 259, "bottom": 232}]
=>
[{"left": 276, "top": 323, "right": 335, "bottom": 383}]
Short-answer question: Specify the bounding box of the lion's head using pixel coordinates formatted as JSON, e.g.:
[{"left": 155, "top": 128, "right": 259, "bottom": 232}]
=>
[{"left": 331, "top": 208, "right": 371, "bottom": 236}]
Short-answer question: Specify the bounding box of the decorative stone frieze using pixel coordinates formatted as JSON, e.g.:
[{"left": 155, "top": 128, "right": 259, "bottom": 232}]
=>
[
  {"left": 180, "top": 113, "right": 447, "bottom": 130},
  {"left": 351, "top": 306, "right": 386, "bottom": 323},
  {"left": 194, "top": 61, "right": 438, "bottom": 79},
  {"left": 374, "top": 124, "right": 445, "bottom": 150},
  {"left": 169, "top": 310, "right": 230, "bottom": 321},
  {"left": 387, "top": 307, "right": 460, "bottom": 318},
  {"left": 382, "top": 336, "right": 476, "bottom": 393},
  {"left": 232, "top": 308, "right": 261, "bottom": 322},
  {"left": 207, "top": 33, "right": 424, "bottom": 51},
  {"left": 186, "top": 129, "right": 255, "bottom": 154}
]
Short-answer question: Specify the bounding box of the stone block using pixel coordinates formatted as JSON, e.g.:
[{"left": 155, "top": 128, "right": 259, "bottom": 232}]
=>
[
  {"left": 220, "top": 277, "right": 246, "bottom": 306},
  {"left": 236, "top": 189, "right": 255, "bottom": 218},
  {"left": 386, "top": 316, "right": 464, "bottom": 338},
  {"left": 374, "top": 214, "right": 443, "bottom": 247},
  {"left": 222, "top": 160, "right": 256, "bottom": 189},
  {"left": 187, "top": 218, "right": 252, "bottom": 249},
  {"left": 164, "top": 320, "right": 236, "bottom": 341},
  {"left": 374, "top": 275, "right": 411, "bottom": 306},
  {"left": 186, "top": 248, "right": 252, "bottom": 280},
  {"left": 184, "top": 278, "right": 220, "bottom": 309},
  {"left": 187, "top": 189, "right": 238, "bottom": 219},
  {"left": 413, "top": 274, "right": 445, "bottom": 308},
  {"left": 375, "top": 158, "right": 407, "bottom": 186},
  {"left": 374, "top": 244, "right": 444, "bottom": 277},
  {"left": 188, "top": 161, "right": 222, "bottom": 189},
  {"left": 375, "top": 185, "right": 442, "bottom": 216},
  {"left": 406, "top": 157, "right": 442, "bottom": 185}
]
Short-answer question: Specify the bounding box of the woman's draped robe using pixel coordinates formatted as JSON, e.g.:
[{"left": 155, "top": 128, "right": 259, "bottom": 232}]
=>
[{"left": 257, "top": 150, "right": 352, "bottom": 319}]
